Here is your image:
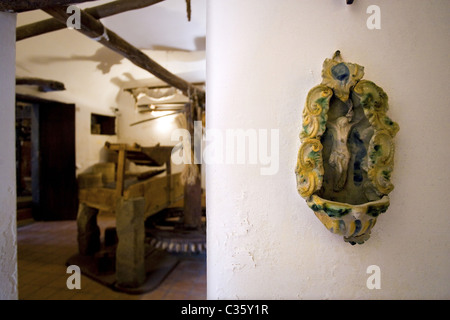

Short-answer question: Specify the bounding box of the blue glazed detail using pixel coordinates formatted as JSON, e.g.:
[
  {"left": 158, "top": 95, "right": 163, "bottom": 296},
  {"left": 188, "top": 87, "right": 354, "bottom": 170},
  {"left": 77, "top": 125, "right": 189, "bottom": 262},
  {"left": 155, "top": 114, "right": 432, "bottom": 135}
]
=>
[
  {"left": 331, "top": 63, "right": 350, "bottom": 82},
  {"left": 351, "top": 130, "right": 367, "bottom": 186},
  {"left": 352, "top": 220, "right": 362, "bottom": 237}
]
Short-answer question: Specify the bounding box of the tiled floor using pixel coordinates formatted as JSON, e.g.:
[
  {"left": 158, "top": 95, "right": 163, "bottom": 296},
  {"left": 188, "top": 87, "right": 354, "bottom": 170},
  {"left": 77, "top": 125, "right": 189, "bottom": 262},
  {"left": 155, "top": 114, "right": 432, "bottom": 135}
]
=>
[{"left": 17, "top": 213, "right": 206, "bottom": 300}]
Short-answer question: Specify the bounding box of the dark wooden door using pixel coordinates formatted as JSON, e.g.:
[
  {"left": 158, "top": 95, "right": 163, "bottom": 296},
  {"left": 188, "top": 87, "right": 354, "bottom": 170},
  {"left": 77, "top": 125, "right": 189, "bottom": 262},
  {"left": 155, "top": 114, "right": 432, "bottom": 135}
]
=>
[{"left": 27, "top": 96, "right": 77, "bottom": 221}]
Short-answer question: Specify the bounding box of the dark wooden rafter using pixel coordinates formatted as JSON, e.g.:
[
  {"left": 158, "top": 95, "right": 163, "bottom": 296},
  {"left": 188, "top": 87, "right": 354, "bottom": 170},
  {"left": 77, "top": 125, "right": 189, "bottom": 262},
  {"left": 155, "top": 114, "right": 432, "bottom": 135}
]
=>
[
  {"left": 124, "top": 81, "right": 205, "bottom": 92},
  {"left": 185, "top": 0, "right": 191, "bottom": 21},
  {"left": 130, "top": 111, "right": 183, "bottom": 127},
  {"left": 16, "top": 77, "right": 65, "bottom": 92},
  {"left": 42, "top": 5, "right": 205, "bottom": 105},
  {"left": 0, "top": 0, "right": 97, "bottom": 12},
  {"left": 17, "top": 0, "right": 165, "bottom": 41},
  {"left": 137, "top": 102, "right": 187, "bottom": 112}
]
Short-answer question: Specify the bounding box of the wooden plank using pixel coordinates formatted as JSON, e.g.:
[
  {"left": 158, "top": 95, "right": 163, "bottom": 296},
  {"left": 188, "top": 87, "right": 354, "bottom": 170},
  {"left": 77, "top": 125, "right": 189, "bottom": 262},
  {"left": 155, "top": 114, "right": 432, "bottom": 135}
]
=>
[
  {"left": 0, "top": 0, "right": 97, "bottom": 12},
  {"left": 140, "top": 146, "right": 173, "bottom": 165},
  {"left": 142, "top": 175, "right": 168, "bottom": 215},
  {"left": 123, "top": 171, "right": 181, "bottom": 201},
  {"left": 115, "top": 197, "right": 146, "bottom": 287},
  {"left": 16, "top": 77, "right": 65, "bottom": 92},
  {"left": 116, "top": 148, "right": 126, "bottom": 197},
  {"left": 105, "top": 141, "right": 141, "bottom": 152},
  {"left": 106, "top": 142, "right": 173, "bottom": 167},
  {"left": 43, "top": 6, "right": 205, "bottom": 101},
  {"left": 78, "top": 187, "right": 116, "bottom": 211},
  {"left": 130, "top": 169, "right": 165, "bottom": 181},
  {"left": 17, "top": 0, "right": 165, "bottom": 41},
  {"left": 124, "top": 173, "right": 183, "bottom": 218}
]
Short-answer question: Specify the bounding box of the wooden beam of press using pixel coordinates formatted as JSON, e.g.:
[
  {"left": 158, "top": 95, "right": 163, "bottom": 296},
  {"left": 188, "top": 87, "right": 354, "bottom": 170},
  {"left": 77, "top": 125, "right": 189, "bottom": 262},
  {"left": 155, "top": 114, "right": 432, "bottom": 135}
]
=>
[
  {"left": 17, "top": 0, "right": 165, "bottom": 41},
  {"left": 43, "top": 6, "right": 205, "bottom": 101},
  {"left": 0, "top": 0, "right": 97, "bottom": 12}
]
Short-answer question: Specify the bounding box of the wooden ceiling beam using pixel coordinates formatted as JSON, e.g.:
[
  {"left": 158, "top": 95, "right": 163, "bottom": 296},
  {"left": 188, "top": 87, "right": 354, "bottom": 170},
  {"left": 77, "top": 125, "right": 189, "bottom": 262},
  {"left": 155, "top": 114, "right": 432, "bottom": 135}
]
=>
[
  {"left": 16, "top": 77, "right": 66, "bottom": 92},
  {"left": 42, "top": 6, "right": 205, "bottom": 103},
  {"left": 17, "top": 0, "right": 165, "bottom": 41},
  {"left": 0, "top": 0, "right": 97, "bottom": 13}
]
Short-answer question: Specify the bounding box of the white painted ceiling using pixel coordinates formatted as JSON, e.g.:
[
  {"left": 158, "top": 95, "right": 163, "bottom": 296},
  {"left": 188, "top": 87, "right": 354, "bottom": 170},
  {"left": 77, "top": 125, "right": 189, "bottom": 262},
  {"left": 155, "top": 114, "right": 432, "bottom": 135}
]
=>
[
  {"left": 17, "top": 0, "right": 207, "bottom": 52},
  {"left": 16, "top": 0, "right": 207, "bottom": 93}
]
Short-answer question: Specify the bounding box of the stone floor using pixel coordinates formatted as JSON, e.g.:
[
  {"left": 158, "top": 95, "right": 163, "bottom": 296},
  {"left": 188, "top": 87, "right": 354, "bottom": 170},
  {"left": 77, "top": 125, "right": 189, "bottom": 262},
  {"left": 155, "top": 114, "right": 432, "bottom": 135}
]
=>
[{"left": 17, "top": 213, "right": 206, "bottom": 300}]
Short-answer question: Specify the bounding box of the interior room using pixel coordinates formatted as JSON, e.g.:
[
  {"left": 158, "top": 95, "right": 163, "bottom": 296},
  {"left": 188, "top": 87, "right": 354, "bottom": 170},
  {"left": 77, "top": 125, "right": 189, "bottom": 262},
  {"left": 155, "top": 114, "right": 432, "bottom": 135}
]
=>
[
  {"left": 4, "top": 0, "right": 207, "bottom": 300},
  {"left": 1, "top": 0, "right": 450, "bottom": 301}
]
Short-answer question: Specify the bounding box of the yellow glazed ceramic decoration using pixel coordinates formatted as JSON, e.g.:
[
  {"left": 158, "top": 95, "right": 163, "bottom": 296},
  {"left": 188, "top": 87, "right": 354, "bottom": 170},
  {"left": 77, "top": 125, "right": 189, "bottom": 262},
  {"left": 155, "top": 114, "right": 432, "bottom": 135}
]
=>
[{"left": 296, "top": 51, "right": 399, "bottom": 245}]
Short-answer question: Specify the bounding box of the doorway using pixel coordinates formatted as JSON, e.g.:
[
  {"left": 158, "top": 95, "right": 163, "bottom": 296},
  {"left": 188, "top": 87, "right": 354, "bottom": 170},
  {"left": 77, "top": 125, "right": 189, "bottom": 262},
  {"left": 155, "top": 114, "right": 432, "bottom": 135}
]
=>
[{"left": 16, "top": 94, "right": 77, "bottom": 221}]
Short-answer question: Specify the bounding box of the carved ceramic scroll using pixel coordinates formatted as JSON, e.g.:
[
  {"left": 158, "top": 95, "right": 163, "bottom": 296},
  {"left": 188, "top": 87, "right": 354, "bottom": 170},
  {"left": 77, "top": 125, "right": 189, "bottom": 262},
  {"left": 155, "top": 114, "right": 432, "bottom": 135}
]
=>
[{"left": 296, "top": 51, "right": 399, "bottom": 244}]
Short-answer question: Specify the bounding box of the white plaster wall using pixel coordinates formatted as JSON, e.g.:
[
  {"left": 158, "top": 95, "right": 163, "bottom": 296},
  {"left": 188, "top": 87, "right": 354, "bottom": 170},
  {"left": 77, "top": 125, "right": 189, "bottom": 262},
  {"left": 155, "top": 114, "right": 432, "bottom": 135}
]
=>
[
  {"left": 0, "top": 12, "right": 18, "bottom": 300},
  {"left": 207, "top": 0, "right": 450, "bottom": 299}
]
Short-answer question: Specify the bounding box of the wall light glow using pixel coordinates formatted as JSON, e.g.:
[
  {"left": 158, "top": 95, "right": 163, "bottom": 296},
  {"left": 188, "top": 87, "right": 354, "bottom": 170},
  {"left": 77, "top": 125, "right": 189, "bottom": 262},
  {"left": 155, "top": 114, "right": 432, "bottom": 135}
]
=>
[{"left": 153, "top": 111, "right": 177, "bottom": 134}]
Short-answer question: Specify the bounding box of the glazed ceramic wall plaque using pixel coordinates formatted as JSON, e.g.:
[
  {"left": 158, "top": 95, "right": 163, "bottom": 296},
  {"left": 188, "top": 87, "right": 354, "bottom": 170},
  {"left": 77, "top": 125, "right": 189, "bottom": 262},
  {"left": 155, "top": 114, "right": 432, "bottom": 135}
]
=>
[{"left": 295, "top": 51, "right": 399, "bottom": 244}]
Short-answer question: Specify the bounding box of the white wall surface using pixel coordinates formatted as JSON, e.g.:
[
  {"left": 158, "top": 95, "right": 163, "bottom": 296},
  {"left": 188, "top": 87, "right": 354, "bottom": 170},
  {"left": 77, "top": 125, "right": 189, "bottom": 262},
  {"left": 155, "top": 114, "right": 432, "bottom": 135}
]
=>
[
  {"left": 0, "top": 12, "right": 18, "bottom": 300},
  {"left": 207, "top": 0, "right": 450, "bottom": 299}
]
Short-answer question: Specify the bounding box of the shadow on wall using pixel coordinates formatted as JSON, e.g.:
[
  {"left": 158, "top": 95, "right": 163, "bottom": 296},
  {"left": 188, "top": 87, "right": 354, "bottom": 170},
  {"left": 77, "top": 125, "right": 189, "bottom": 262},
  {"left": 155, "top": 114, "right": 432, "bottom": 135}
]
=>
[
  {"left": 100, "top": 2, "right": 206, "bottom": 52},
  {"left": 28, "top": 47, "right": 125, "bottom": 74},
  {"left": 151, "top": 36, "right": 206, "bottom": 52},
  {"left": 195, "top": 37, "right": 206, "bottom": 51}
]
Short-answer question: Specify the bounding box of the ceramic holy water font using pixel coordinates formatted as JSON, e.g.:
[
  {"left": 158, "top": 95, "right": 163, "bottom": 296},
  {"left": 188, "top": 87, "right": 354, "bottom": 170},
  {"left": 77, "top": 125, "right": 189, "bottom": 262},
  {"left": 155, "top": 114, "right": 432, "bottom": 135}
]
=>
[{"left": 295, "top": 51, "right": 399, "bottom": 245}]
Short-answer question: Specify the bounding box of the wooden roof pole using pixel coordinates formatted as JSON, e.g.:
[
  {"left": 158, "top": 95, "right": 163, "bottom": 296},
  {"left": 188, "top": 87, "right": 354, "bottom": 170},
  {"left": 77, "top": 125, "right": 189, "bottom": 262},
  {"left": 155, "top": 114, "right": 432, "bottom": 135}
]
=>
[
  {"left": 43, "top": 5, "right": 205, "bottom": 103},
  {"left": 16, "top": 77, "right": 66, "bottom": 92},
  {"left": 0, "top": 0, "right": 97, "bottom": 12},
  {"left": 17, "top": 0, "right": 166, "bottom": 41}
]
